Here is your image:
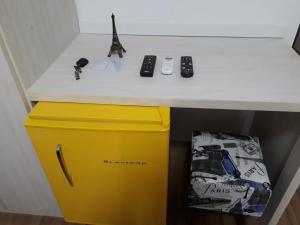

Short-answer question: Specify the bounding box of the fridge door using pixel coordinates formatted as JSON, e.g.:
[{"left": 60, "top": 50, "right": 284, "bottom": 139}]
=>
[{"left": 25, "top": 102, "right": 169, "bottom": 225}]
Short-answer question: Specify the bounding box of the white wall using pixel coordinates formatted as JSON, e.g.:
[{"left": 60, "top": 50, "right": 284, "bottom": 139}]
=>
[
  {"left": 0, "top": 45, "right": 61, "bottom": 216},
  {"left": 0, "top": 0, "right": 79, "bottom": 89},
  {"left": 76, "top": 0, "right": 294, "bottom": 37}
]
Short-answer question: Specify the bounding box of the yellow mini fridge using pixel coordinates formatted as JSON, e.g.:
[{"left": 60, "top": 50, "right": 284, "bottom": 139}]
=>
[{"left": 24, "top": 102, "right": 170, "bottom": 225}]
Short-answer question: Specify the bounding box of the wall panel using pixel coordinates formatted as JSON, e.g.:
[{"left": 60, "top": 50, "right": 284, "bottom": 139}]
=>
[
  {"left": 0, "top": 0, "right": 79, "bottom": 88},
  {"left": 0, "top": 45, "right": 61, "bottom": 216},
  {"left": 76, "top": 0, "right": 284, "bottom": 37}
]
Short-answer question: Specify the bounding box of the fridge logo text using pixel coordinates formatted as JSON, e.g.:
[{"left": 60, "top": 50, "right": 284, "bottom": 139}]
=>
[{"left": 103, "top": 160, "right": 147, "bottom": 165}]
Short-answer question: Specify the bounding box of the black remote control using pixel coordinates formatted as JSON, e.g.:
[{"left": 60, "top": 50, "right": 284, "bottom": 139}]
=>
[
  {"left": 181, "top": 56, "right": 194, "bottom": 78},
  {"left": 140, "top": 55, "right": 156, "bottom": 77}
]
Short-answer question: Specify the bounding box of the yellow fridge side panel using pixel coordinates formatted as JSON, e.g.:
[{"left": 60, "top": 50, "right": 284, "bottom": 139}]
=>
[{"left": 25, "top": 102, "right": 170, "bottom": 225}]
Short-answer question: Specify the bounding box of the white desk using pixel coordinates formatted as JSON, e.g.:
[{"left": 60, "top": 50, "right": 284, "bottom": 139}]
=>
[
  {"left": 27, "top": 34, "right": 300, "bottom": 225},
  {"left": 28, "top": 34, "right": 300, "bottom": 112}
]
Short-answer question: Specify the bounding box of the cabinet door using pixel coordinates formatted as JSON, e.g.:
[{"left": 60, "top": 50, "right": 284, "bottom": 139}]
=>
[{"left": 27, "top": 126, "right": 169, "bottom": 225}]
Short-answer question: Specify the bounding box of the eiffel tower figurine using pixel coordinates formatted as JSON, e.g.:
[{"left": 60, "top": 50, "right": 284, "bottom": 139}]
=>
[{"left": 107, "top": 14, "right": 126, "bottom": 58}]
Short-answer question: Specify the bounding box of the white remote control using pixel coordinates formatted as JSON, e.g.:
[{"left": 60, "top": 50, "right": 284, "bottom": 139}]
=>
[{"left": 161, "top": 57, "right": 174, "bottom": 75}]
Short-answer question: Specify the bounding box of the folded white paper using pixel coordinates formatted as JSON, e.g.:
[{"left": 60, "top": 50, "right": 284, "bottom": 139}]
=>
[{"left": 91, "top": 59, "right": 122, "bottom": 72}]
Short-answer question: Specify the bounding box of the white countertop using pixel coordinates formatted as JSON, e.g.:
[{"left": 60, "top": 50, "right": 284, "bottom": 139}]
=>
[{"left": 28, "top": 34, "right": 300, "bottom": 112}]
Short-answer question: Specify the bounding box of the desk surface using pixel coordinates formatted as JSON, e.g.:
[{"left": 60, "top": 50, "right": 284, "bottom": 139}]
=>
[{"left": 28, "top": 34, "right": 300, "bottom": 112}]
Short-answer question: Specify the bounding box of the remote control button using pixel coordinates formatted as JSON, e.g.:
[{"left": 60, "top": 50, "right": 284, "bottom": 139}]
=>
[{"left": 181, "top": 56, "right": 194, "bottom": 78}]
